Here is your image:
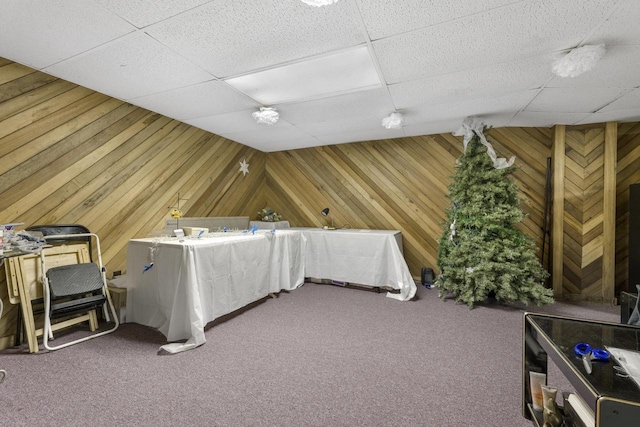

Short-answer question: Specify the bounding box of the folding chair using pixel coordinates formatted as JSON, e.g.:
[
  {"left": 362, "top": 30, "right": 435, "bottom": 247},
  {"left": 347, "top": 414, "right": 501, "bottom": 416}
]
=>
[
  {"left": 16, "top": 224, "right": 93, "bottom": 348},
  {"left": 39, "top": 232, "right": 118, "bottom": 350},
  {"left": 26, "top": 224, "right": 93, "bottom": 261}
]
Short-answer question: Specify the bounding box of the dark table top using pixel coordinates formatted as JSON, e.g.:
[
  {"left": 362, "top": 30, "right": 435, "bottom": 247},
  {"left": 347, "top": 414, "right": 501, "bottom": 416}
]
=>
[{"left": 527, "top": 313, "right": 640, "bottom": 404}]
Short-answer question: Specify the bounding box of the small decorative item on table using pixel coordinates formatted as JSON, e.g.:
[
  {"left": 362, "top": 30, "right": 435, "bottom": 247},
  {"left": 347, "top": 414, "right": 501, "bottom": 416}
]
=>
[
  {"left": 168, "top": 192, "right": 187, "bottom": 231},
  {"left": 257, "top": 206, "right": 282, "bottom": 222},
  {"left": 170, "top": 208, "right": 183, "bottom": 230}
]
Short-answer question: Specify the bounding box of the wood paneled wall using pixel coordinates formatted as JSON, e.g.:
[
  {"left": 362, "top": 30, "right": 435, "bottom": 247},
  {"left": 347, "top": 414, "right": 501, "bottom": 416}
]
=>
[
  {"left": 266, "top": 127, "right": 553, "bottom": 278},
  {"left": 616, "top": 122, "right": 640, "bottom": 294},
  {"left": 1, "top": 57, "right": 640, "bottom": 349},
  {"left": 561, "top": 127, "right": 607, "bottom": 300},
  {"left": 551, "top": 123, "right": 634, "bottom": 303},
  {"left": 0, "top": 58, "right": 265, "bottom": 343}
]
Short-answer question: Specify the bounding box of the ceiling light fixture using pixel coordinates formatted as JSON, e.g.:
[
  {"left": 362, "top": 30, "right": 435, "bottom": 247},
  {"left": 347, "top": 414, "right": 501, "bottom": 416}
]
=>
[
  {"left": 252, "top": 107, "right": 279, "bottom": 125},
  {"left": 225, "top": 46, "right": 380, "bottom": 105},
  {"left": 301, "top": 0, "right": 339, "bottom": 6},
  {"left": 552, "top": 44, "right": 606, "bottom": 78},
  {"left": 382, "top": 112, "right": 404, "bottom": 129}
]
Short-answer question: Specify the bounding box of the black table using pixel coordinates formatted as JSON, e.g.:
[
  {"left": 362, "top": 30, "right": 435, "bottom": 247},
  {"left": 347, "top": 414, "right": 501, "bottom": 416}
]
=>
[{"left": 523, "top": 312, "right": 640, "bottom": 426}]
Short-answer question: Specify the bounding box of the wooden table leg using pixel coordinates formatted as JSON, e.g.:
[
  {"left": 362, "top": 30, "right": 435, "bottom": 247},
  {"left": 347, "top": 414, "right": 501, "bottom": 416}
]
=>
[
  {"left": 17, "top": 287, "right": 38, "bottom": 353},
  {"left": 14, "top": 270, "right": 38, "bottom": 353}
]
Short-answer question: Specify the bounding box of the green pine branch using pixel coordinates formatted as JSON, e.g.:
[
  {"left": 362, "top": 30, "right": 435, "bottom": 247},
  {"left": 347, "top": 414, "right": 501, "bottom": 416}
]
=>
[{"left": 436, "top": 131, "right": 553, "bottom": 308}]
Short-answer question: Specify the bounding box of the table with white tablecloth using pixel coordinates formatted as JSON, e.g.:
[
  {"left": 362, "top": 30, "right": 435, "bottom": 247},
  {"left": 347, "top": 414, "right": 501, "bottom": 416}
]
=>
[
  {"left": 249, "top": 220, "right": 290, "bottom": 230},
  {"left": 293, "top": 228, "right": 416, "bottom": 302},
  {"left": 125, "top": 230, "right": 306, "bottom": 353},
  {"left": 125, "top": 227, "right": 416, "bottom": 352}
]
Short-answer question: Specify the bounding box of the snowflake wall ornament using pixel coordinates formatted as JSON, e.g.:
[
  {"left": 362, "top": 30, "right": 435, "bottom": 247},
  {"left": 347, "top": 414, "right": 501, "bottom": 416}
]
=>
[{"left": 239, "top": 159, "right": 249, "bottom": 176}]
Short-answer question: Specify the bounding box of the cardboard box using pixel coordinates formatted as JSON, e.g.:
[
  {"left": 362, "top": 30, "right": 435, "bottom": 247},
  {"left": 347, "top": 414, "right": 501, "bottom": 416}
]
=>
[{"left": 182, "top": 227, "right": 208, "bottom": 236}]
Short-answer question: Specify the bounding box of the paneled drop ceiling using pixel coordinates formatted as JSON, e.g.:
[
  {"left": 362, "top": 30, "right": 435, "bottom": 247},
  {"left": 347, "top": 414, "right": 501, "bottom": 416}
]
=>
[{"left": 2, "top": 0, "right": 639, "bottom": 152}]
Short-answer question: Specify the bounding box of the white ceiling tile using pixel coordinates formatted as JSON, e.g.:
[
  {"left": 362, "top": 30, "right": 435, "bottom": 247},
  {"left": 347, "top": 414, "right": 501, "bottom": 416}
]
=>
[
  {"left": 0, "top": 0, "right": 134, "bottom": 69},
  {"left": 508, "top": 111, "right": 590, "bottom": 127},
  {"left": 576, "top": 108, "right": 640, "bottom": 125},
  {"left": 276, "top": 87, "right": 395, "bottom": 124},
  {"left": 587, "top": 0, "right": 640, "bottom": 45},
  {"left": 403, "top": 115, "right": 513, "bottom": 142},
  {"left": 257, "top": 138, "right": 326, "bottom": 153},
  {"left": 404, "top": 90, "right": 537, "bottom": 124},
  {"left": 93, "top": 0, "right": 213, "bottom": 28},
  {"left": 43, "top": 32, "right": 214, "bottom": 100},
  {"left": 129, "top": 81, "right": 260, "bottom": 121},
  {"left": 315, "top": 128, "right": 406, "bottom": 145},
  {"left": 220, "top": 120, "right": 320, "bottom": 152},
  {"left": 225, "top": 46, "right": 380, "bottom": 105},
  {"left": 359, "top": 0, "right": 521, "bottom": 40},
  {"left": 526, "top": 87, "right": 630, "bottom": 113},
  {"left": 389, "top": 54, "right": 555, "bottom": 110},
  {"left": 296, "top": 114, "right": 392, "bottom": 136},
  {"left": 465, "top": 113, "right": 515, "bottom": 129},
  {"left": 547, "top": 45, "right": 640, "bottom": 88},
  {"left": 402, "top": 119, "right": 468, "bottom": 138},
  {"left": 145, "top": 0, "right": 366, "bottom": 78},
  {"left": 185, "top": 109, "right": 259, "bottom": 134},
  {"left": 373, "top": 0, "right": 617, "bottom": 83},
  {"left": 599, "top": 88, "right": 640, "bottom": 112},
  {"left": 221, "top": 120, "right": 314, "bottom": 141},
  {"left": 2, "top": 0, "right": 637, "bottom": 151}
]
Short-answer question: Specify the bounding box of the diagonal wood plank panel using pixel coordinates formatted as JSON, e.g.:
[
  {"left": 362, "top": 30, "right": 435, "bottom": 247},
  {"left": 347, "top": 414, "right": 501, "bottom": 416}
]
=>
[
  {"left": 1, "top": 56, "right": 639, "bottom": 346},
  {"left": 267, "top": 128, "right": 552, "bottom": 278},
  {"left": 0, "top": 58, "right": 264, "bottom": 341},
  {"left": 616, "top": 122, "right": 640, "bottom": 294},
  {"left": 562, "top": 128, "right": 606, "bottom": 300}
]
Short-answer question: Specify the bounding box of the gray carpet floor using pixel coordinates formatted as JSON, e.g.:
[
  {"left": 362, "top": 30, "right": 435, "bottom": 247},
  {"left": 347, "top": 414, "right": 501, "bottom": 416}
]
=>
[{"left": 0, "top": 283, "right": 620, "bottom": 427}]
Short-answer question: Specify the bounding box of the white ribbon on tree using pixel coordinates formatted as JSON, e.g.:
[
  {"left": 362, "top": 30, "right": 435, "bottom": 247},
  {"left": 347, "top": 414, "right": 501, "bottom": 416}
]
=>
[{"left": 453, "top": 117, "right": 515, "bottom": 169}]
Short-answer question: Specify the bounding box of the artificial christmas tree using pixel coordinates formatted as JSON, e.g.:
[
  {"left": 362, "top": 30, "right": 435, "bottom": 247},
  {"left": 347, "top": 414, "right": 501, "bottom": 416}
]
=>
[{"left": 436, "top": 119, "right": 554, "bottom": 308}]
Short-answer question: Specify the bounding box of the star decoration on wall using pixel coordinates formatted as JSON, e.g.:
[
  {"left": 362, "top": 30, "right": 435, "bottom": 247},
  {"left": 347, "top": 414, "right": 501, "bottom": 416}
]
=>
[{"left": 239, "top": 159, "right": 249, "bottom": 176}]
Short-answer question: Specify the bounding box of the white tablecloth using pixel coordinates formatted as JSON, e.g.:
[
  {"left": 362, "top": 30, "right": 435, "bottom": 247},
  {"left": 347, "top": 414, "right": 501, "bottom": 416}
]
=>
[
  {"left": 293, "top": 228, "right": 416, "bottom": 302},
  {"left": 126, "top": 230, "right": 306, "bottom": 353},
  {"left": 249, "top": 220, "right": 291, "bottom": 230}
]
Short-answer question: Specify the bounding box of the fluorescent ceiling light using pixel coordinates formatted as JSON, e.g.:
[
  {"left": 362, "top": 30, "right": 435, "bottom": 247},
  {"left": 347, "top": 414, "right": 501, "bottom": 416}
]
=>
[{"left": 225, "top": 46, "right": 381, "bottom": 105}]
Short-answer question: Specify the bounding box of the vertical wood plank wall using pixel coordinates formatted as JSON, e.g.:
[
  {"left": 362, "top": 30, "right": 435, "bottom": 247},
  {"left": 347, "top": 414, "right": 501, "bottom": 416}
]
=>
[
  {"left": 603, "top": 123, "right": 617, "bottom": 304},
  {"left": 616, "top": 123, "right": 640, "bottom": 294},
  {"left": 561, "top": 127, "right": 607, "bottom": 301},
  {"left": 551, "top": 126, "right": 566, "bottom": 297},
  {"left": 552, "top": 123, "right": 638, "bottom": 302},
  {"left": 1, "top": 58, "right": 640, "bottom": 347}
]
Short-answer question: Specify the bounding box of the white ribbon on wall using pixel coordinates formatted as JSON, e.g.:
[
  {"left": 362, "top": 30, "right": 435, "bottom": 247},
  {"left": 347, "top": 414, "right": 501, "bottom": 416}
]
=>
[{"left": 453, "top": 117, "right": 515, "bottom": 169}]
